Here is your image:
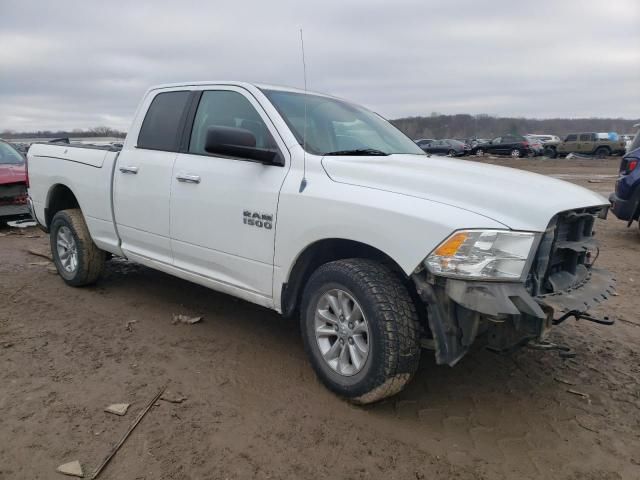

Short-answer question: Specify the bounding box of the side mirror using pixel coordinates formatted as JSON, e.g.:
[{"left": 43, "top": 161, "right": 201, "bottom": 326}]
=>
[{"left": 204, "top": 126, "right": 282, "bottom": 165}]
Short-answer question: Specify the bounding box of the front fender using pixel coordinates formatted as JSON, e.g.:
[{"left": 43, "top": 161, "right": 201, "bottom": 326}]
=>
[{"left": 272, "top": 167, "right": 505, "bottom": 311}]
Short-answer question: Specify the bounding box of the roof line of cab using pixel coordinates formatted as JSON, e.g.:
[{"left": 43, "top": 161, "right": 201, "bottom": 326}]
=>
[{"left": 145, "top": 81, "right": 338, "bottom": 100}]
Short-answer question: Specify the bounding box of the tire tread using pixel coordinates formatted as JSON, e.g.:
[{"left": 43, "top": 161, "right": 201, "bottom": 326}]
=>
[
  {"left": 301, "top": 258, "right": 420, "bottom": 404},
  {"left": 50, "top": 209, "right": 105, "bottom": 286}
]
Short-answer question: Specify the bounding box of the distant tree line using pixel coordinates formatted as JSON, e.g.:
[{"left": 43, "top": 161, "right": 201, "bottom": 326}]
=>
[
  {"left": 2, "top": 115, "right": 639, "bottom": 142},
  {"left": 1, "top": 127, "right": 126, "bottom": 139},
  {"left": 391, "top": 114, "right": 640, "bottom": 140}
]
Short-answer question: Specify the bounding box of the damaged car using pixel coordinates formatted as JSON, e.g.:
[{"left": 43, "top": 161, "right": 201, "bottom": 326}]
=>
[
  {"left": 0, "top": 140, "right": 30, "bottom": 225},
  {"left": 26, "top": 82, "right": 615, "bottom": 404}
]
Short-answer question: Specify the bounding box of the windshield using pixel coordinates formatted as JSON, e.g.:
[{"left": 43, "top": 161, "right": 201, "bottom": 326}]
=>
[
  {"left": 262, "top": 89, "right": 425, "bottom": 156},
  {"left": 0, "top": 142, "right": 24, "bottom": 165}
]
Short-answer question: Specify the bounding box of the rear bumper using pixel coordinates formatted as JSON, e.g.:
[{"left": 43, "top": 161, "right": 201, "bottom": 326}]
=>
[
  {"left": 609, "top": 191, "right": 637, "bottom": 221},
  {"left": 0, "top": 202, "right": 30, "bottom": 220},
  {"left": 412, "top": 267, "right": 616, "bottom": 366}
]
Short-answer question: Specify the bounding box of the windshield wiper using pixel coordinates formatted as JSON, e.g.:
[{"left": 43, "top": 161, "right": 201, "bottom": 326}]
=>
[{"left": 324, "top": 148, "right": 389, "bottom": 156}]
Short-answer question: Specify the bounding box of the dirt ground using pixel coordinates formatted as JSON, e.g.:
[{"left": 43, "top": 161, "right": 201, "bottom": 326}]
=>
[{"left": 1, "top": 157, "right": 639, "bottom": 480}]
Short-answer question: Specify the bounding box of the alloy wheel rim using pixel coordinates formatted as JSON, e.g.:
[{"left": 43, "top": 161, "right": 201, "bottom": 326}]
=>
[
  {"left": 511, "top": 149, "right": 521, "bottom": 158},
  {"left": 314, "top": 288, "right": 370, "bottom": 376},
  {"left": 476, "top": 149, "right": 483, "bottom": 156},
  {"left": 56, "top": 226, "right": 78, "bottom": 273}
]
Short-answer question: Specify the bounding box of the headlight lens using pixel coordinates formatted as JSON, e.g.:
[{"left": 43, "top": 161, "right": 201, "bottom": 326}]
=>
[{"left": 424, "top": 230, "right": 537, "bottom": 280}]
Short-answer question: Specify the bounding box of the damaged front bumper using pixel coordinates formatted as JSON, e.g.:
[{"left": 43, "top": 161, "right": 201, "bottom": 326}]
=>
[{"left": 412, "top": 266, "right": 616, "bottom": 366}]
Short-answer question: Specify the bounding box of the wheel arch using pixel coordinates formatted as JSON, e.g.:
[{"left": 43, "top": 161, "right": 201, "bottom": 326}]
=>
[
  {"left": 45, "top": 183, "right": 80, "bottom": 228},
  {"left": 280, "top": 238, "right": 416, "bottom": 318}
]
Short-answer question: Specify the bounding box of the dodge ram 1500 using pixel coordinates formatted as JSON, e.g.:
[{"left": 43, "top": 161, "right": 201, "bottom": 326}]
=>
[{"left": 27, "top": 82, "right": 616, "bottom": 403}]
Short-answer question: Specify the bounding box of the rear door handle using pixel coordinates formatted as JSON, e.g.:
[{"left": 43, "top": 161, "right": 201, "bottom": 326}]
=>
[
  {"left": 176, "top": 174, "right": 201, "bottom": 184},
  {"left": 119, "top": 166, "right": 139, "bottom": 174}
]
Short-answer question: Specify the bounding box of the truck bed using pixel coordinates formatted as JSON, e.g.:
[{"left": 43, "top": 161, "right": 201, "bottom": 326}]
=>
[{"left": 27, "top": 142, "right": 123, "bottom": 256}]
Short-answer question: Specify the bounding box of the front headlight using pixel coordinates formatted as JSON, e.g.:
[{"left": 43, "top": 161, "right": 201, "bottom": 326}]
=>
[{"left": 424, "top": 230, "right": 538, "bottom": 280}]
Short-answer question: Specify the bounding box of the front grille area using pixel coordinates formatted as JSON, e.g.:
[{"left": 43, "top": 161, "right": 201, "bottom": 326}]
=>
[{"left": 526, "top": 207, "right": 603, "bottom": 296}]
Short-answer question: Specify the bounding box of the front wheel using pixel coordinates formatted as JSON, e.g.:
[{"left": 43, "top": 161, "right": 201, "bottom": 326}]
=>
[
  {"left": 475, "top": 148, "right": 484, "bottom": 157},
  {"left": 447, "top": 149, "right": 456, "bottom": 157},
  {"left": 300, "top": 259, "right": 421, "bottom": 404},
  {"left": 50, "top": 209, "right": 106, "bottom": 286},
  {"left": 510, "top": 148, "right": 522, "bottom": 158}
]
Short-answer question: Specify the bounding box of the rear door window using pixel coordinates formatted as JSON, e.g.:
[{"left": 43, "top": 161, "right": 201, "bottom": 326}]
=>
[
  {"left": 579, "top": 134, "right": 592, "bottom": 141},
  {"left": 565, "top": 134, "right": 578, "bottom": 141},
  {"left": 137, "top": 91, "right": 191, "bottom": 152}
]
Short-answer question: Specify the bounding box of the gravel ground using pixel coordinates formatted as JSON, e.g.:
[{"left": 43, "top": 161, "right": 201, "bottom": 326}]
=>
[{"left": 1, "top": 157, "right": 638, "bottom": 480}]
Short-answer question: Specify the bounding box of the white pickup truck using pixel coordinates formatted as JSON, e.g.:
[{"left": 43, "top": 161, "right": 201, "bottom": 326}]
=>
[{"left": 27, "top": 82, "right": 616, "bottom": 403}]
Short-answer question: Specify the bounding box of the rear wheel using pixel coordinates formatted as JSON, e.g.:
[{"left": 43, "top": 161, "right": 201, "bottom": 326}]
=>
[
  {"left": 50, "top": 209, "right": 106, "bottom": 286},
  {"left": 544, "top": 147, "right": 557, "bottom": 158},
  {"left": 300, "top": 258, "right": 421, "bottom": 404},
  {"left": 595, "top": 147, "right": 610, "bottom": 159},
  {"left": 475, "top": 148, "right": 484, "bottom": 157}
]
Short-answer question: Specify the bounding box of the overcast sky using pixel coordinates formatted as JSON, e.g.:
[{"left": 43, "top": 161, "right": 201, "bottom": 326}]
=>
[{"left": 1, "top": 0, "right": 638, "bottom": 131}]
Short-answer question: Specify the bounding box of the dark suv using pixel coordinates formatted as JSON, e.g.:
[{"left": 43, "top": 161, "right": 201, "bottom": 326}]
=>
[
  {"left": 470, "top": 135, "right": 536, "bottom": 158},
  {"left": 610, "top": 125, "right": 640, "bottom": 227}
]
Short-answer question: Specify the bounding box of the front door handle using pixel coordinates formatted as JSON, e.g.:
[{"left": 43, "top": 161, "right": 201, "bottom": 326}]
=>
[
  {"left": 176, "top": 174, "right": 201, "bottom": 184},
  {"left": 119, "top": 166, "right": 139, "bottom": 174}
]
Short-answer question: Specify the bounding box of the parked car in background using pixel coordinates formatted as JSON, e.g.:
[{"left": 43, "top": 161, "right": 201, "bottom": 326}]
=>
[
  {"left": 610, "top": 125, "right": 640, "bottom": 227},
  {"left": 524, "top": 135, "right": 545, "bottom": 156},
  {"left": 454, "top": 139, "right": 473, "bottom": 151},
  {"left": 546, "top": 133, "right": 626, "bottom": 158},
  {"left": 0, "top": 140, "right": 30, "bottom": 224},
  {"left": 621, "top": 128, "right": 637, "bottom": 152},
  {"left": 470, "top": 134, "right": 536, "bottom": 158},
  {"left": 526, "top": 134, "right": 561, "bottom": 145},
  {"left": 418, "top": 139, "right": 467, "bottom": 156},
  {"left": 414, "top": 138, "right": 435, "bottom": 148}
]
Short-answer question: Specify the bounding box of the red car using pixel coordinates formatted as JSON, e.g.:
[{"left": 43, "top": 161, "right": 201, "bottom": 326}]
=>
[{"left": 0, "top": 141, "right": 30, "bottom": 224}]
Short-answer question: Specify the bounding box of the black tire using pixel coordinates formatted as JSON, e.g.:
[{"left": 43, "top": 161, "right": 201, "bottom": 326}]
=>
[
  {"left": 447, "top": 149, "right": 456, "bottom": 157},
  {"left": 510, "top": 148, "right": 522, "bottom": 158},
  {"left": 475, "top": 148, "right": 484, "bottom": 157},
  {"left": 50, "top": 209, "right": 106, "bottom": 286},
  {"left": 595, "top": 147, "right": 610, "bottom": 159},
  {"left": 544, "top": 147, "right": 557, "bottom": 158},
  {"left": 300, "top": 258, "right": 421, "bottom": 404}
]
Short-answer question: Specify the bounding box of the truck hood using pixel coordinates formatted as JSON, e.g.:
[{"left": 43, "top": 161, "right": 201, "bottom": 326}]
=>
[
  {"left": 321, "top": 154, "right": 608, "bottom": 231},
  {"left": 0, "top": 163, "right": 26, "bottom": 186}
]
